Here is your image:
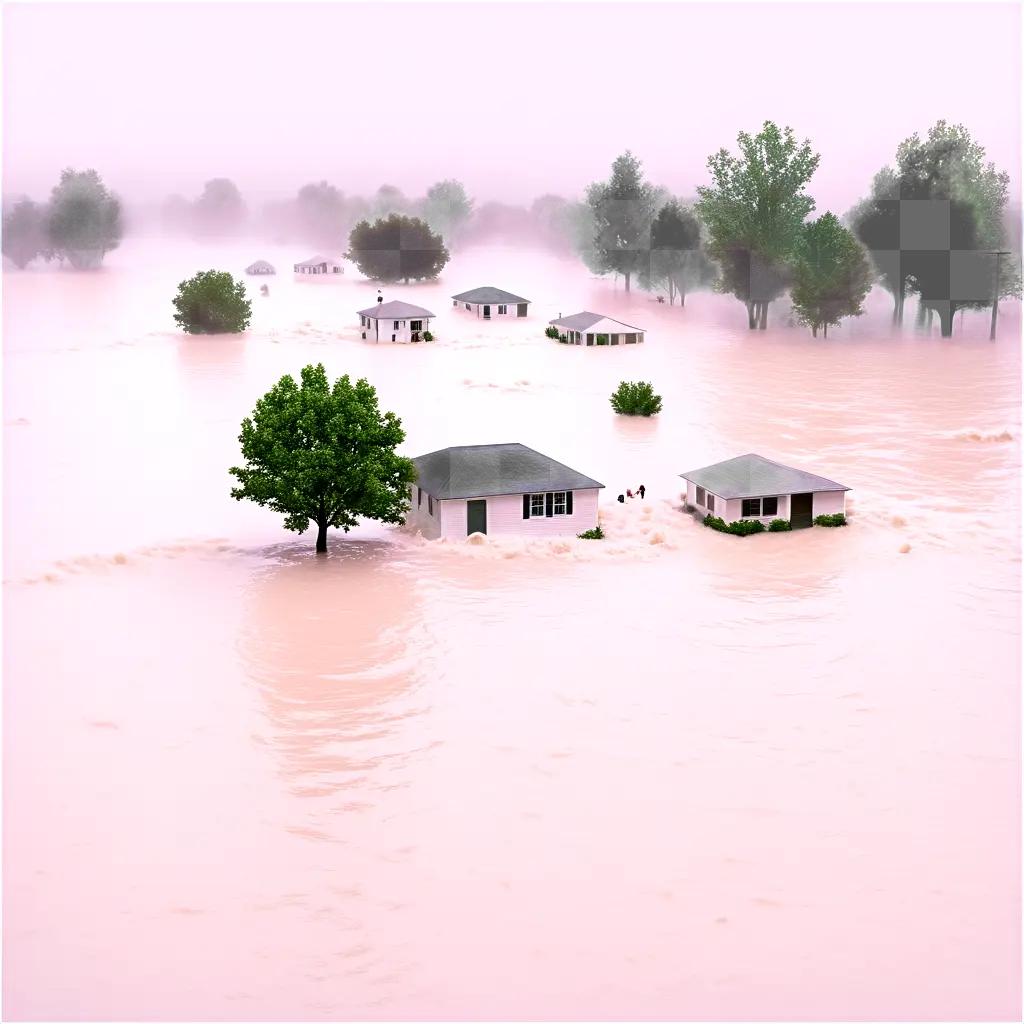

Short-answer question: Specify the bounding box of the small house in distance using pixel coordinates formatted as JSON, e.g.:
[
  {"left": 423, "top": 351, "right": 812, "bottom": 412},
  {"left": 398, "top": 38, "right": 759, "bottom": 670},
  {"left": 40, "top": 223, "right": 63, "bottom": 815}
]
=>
[
  {"left": 408, "top": 443, "right": 603, "bottom": 540},
  {"left": 357, "top": 299, "right": 435, "bottom": 343},
  {"left": 452, "top": 287, "right": 530, "bottom": 319},
  {"left": 548, "top": 311, "right": 645, "bottom": 345},
  {"left": 680, "top": 454, "right": 849, "bottom": 529},
  {"left": 245, "top": 260, "right": 276, "bottom": 275},
  {"left": 294, "top": 256, "right": 344, "bottom": 275}
]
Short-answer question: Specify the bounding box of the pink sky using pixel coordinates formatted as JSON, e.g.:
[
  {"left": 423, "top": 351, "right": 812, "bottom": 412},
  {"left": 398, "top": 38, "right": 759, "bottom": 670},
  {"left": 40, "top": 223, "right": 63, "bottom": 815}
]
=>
[{"left": 3, "top": 2, "right": 1021, "bottom": 213}]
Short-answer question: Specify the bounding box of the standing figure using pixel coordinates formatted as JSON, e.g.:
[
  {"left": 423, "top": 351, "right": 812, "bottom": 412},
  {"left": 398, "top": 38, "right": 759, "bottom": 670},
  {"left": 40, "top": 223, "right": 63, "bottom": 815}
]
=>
[{"left": 638, "top": 484, "right": 646, "bottom": 499}]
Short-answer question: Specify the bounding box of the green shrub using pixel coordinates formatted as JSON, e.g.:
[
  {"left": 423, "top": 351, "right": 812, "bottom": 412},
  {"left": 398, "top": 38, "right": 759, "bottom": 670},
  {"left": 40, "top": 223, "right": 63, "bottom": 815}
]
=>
[
  {"left": 610, "top": 380, "right": 663, "bottom": 417},
  {"left": 544, "top": 325, "right": 561, "bottom": 339},
  {"left": 703, "top": 514, "right": 728, "bottom": 532},
  {"left": 703, "top": 514, "right": 765, "bottom": 537},
  {"left": 768, "top": 518, "right": 792, "bottom": 532},
  {"left": 814, "top": 513, "right": 847, "bottom": 527},
  {"left": 422, "top": 330, "right": 434, "bottom": 342},
  {"left": 596, "top": 334, "right": 609, "bottom": 346},
  {"left": 577, "top": 525, "right": 605, "bottom": 540},
  {"left": 172, "top": 269, "right": 251, "bottom": 334}
]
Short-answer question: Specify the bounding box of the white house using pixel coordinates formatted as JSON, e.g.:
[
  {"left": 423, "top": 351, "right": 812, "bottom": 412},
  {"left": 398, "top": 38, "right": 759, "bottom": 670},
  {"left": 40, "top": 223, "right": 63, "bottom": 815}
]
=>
[
  {"left": 357, "top": 299, "right": 435, "bottom": 343},
  {"left": 294, "top": 256, "right": 344, "bottom": 275},
  {"left": 680, "top": 453, "right": 849, "bottom": 529},
  {"left": 407, "top": 443, "right": 604, "bottom": 540},
  {"left": 245, "top": 259, "right": 276, "bottom": 275},
  {"left": 451, "top": 286, "right": 530, "bottom": 319},
  {"left": 548, "top": 311, "right": 645, "bottom": 345}
]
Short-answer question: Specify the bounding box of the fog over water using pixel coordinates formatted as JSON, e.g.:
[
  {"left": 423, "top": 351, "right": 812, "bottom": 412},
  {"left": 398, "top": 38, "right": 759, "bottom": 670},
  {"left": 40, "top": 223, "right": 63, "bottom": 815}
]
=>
[{"left": 3, "top": 238, "right": 1020, "bottom": 1020}]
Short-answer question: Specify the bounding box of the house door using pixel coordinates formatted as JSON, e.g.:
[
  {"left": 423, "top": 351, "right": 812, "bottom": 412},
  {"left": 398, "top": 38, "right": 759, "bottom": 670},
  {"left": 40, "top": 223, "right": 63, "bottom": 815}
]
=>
[
  {"left": 791, "top": 493, "right": 813, "bottom": 529},
  {"left": 467, "top": 499, "right": 487, "bottom": 535},
  {"left": 391, "top": 333, "right": 396, "bottom": 342},
  {"left": 517, "top": 304, "right": 527, "bottom": 317},
  {"left": 483, "top": 305, "right": 491, "bottom": 319}
]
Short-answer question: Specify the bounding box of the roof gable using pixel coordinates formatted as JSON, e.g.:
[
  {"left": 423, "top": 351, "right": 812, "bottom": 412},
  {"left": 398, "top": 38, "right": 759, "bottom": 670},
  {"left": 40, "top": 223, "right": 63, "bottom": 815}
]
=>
[
  {"left": 357, "top": 300, "right": 436, "bottom": 319},
  {"left": 679, "top": 454, "right": 849, "bottom": 499},
  {"left": 451, "top": 286, "right": 530, "bottom": 305},
  {"left": 548, "top": 310, "right": 645, "bottom": 332}
]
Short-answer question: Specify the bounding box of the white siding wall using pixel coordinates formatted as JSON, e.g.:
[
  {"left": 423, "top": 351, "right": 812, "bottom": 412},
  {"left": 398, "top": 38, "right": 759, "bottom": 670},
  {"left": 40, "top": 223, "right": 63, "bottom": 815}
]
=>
[
  {"left": 813, "top": 491, "right": 846, "bottom": 517},
  {"left": 460, "top": 301, "right": 523, "bottom": 319},
  {"left": 405, "top": 484, "right": 442, "bottom": 538},
  {"left": 684, "top": 478, "right": 845, "bottom": 525},
  {"left": 359, "top": 315, "right": 433, "bottom": 343}
]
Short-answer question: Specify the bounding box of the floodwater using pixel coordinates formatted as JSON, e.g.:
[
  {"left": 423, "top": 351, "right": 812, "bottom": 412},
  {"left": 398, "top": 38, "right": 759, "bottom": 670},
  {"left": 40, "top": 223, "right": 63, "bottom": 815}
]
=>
[{"left": 3, "top": 240, "right": 1021, "bottom": 1021}]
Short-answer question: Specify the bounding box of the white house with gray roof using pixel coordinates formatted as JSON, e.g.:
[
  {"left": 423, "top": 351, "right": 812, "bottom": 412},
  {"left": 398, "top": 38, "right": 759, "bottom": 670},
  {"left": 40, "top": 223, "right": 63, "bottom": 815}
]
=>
[
  {"left": 357, "top": 299, "right": 435, "bottom": 343},
  {"left": 452, "top": 286, "right": 530, "bottom": 319},
  {"left": 680, "top": 454, "right": 849, "bottom": 529},
  {"left": 295, "top": 255, "right": 344, "bottom": 275},
  {"left": 408, "top": 443, "right": 603, "bottom": 540},
  {"left": 548, "top": 311, "right": 645, "bottom": 346}
]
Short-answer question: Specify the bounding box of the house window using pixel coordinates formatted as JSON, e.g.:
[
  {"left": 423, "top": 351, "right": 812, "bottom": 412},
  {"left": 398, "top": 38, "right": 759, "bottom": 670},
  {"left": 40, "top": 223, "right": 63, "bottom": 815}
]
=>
[
  {"left": 465, "top": 303, "right": 471, "bottom": 310},
  {"left": 763, "top": 496, "right": 778, "bottom": 516},
  {"left": 411, "top": 320, "right": 422, "bottom": 331},
  {"left": 707, "top": 493, "right": 716, "bottom": 512},
  {"left": 498, "top": 304, "right": 507, "bottom": 314},
  {"left": 417, "top": 486, "right": 422, "bottom": 508},
  {"left": 695, "top": 486, "right": 706, "bottom": 506},
  {"left": 552, "top": 491, "right": 567, "bottom": 515},
  {"left": 742, "top": 498, "right": 761, "bottom": 518},
  {"left": 394, "top": 321, "right": 400, "bottom": 330},
  {"left": 530, "top": 493, "right": 545, "bottom": 517},
  {"left": 586, "top": 333, "right": 595, "bottom": 345},
  {"left": 428, "top": 494, "right": 434, "bottom": 516},
  {"left": 453, "top": 299, "right": 457, "bottom": 306}
]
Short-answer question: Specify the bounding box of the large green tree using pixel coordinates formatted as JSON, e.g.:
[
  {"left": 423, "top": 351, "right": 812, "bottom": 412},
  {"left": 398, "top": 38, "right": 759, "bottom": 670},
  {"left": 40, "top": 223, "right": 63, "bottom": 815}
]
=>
[
  {"left": 422, "top": 179, "right": 474, "bottom": 244},
  {"left": 696, "top": 122, "right": 820, "bottom": 329},
  {"left": 584, "top": 151, "right": 660, "bottom": 292},
  {"left": 346, "top": 214, "right": 450, "bottom": 282},
  {"left": 229, "top": 364, "right": 416, "bottom": 553},
  {"left": 2, "top": 198, "right": 48, "bottom": 268},
  {"left": 46, "top": 168, "right": 123, "bottom": 268},
  {"left": 172, "top": 270, "right": 251, "bottom": 334},
  {"left": 790, "top": 214, "right": 873, "bottom": 337},
  {"left": 641, "top": 200, "right": 717, "bottom": 306}
]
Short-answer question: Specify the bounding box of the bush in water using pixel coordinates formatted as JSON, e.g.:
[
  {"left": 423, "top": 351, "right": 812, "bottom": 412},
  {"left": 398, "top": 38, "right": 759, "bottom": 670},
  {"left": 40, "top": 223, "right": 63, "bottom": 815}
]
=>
[
  {"left": 544, "top": 325, "right": 561, "bottom": 339},
  {"left": 577, "top": 525, "right": 605, "bottom": 540},
  {"left": 814, "top": 513, "right": 848, "bottom": 527},
  {"left": 768, "top": 518, "right": 792, "bottom": 531},
  {"left": 703, "top": 514, "right": 766, "bottom": 536},
  {"left": 422, "top": 330, "right": 434, "bottom": 342},
  {"left": 610, "top": 380, "right": 663, "bottom": 416},
  {"left": 173, "top": 269, "right": 251, "bottom": 334}
]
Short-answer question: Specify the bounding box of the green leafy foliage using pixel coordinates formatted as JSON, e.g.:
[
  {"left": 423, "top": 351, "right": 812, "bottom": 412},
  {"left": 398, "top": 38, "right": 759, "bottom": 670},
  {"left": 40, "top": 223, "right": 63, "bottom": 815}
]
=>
[
  {"left": 610, "top": 381, "right": 663, "bottom": 417},
  {"left": 2, "top": 198, "right": 48, "bottom": 268},
  {"left": 791, "top": 214, "right": 873, "bottom": 337},
  {"left": 577, "top": 525, "right": 605, "bottom": 540},
  {"left": 544, "top": 325, "right": 561, "bottom": 339},
  {"left": 641, "top": 199, "right": 717, "bottom": 306},
  {"left": 422, "top": 179, "right": 474, "bottom": 244},
  {"left": 422, "top": 330, "right": 434, "bottom": 342},
  {"left": 46, "top": 168, "right": 122, "bottom": 268},
  {"left": 703, "top": 514, "right": 766, "bottom": 536},
  {"left": 229, "top": 364, "right": 416, "bottom": 552},
  {"left": 768, "top": 518, "right": 792, "bottom": 532},
  {"left": 172, "top": 270, "right": 252, "bottom": 334},
  {"left": 814, "top": 513, "right": 848, "bottom": 527},
  {"left": 347, "top": 214, "right": 450, "bottom": 282}
]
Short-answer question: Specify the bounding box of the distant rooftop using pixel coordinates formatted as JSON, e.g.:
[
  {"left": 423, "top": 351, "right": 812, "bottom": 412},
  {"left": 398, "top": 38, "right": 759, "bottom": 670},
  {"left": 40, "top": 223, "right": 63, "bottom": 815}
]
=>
[
  {"left": 412, "top": 443, "right": 604, "bottom": 500},
  {"left": 357, "top": 300, "right": 436, "bottom": 320},
  {"left": 452, "top": 286, "right": 530, "bottom": 305},
  {"left": 680, "top": 454, "right": 850, "bottom": 499},
  {"left": 548, "top": 311, "right": 645, "bottom": 332}
]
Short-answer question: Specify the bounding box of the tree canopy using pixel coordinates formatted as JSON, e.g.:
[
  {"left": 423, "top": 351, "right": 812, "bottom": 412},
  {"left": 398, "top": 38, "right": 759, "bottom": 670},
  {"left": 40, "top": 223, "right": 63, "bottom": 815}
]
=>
[
  {"left": 422, "top": 179, "right": 474, "bottom": 244},
  {"left": 193, "top": 178, "right": 247, "bottom": 237},
  {"left": 346, "top": 214, "right": 450, "bottom": 283},
  {"left": 229, "top": 364, "right": 416, "bottom": 553},
  {"left": 790, "top": 214, "right": 873, "bottom": 337},
  {"left": 2, "top": 198, "right": 48, "bottom": 268},
  {"left": 46, "top": 168, "right": 123, "bottom": 268},
  {"left": 294, "top": 180, "right": 349, "bottom": 248},
  {"left": 641, "top": 200, "right": 717, "bottom": 306},
  {"left": 696, "top": 122, "right": 820, "bottom": 328},
  {"left": 172, "top": 270, "right": 252, "bottom": 334}
]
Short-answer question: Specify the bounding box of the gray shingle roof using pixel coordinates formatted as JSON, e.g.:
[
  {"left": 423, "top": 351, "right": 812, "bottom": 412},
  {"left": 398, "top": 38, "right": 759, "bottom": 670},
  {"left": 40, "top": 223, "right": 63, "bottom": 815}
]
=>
[
  {"left": 357, "top": 300, "right": 435, "bottom": 319},
  {"left": 679, "top": 454, "right": 849, "bottom": 499},
  {"left": 413, "top": 443, "right": 604, "bottom": 499},
  {"left": 245, "top": 260, "right": 275, "bottom": 273},
  {"left": 451, "top": 286, "right": 530, "bottom": 305},
  {"left": 295, "top": 255, "right": 343, "bottom": 268},
  {"left": 548, "top": 310, "right": 645, "bottom": 332}
]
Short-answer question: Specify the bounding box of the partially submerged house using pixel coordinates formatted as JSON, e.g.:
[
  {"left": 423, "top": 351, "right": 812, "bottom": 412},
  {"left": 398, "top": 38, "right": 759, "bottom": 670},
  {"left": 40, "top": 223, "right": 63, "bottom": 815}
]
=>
[
  {"left": 294, "top": 256, "right": 344, "bottom": 275},
  {"left": 408, "top": 443, "right": 603, "bottom": 540},
  {"left": 245, "top": 259, "right": 276, "bottom": 275},
  {"left": 680, "top": 454, "right": 849, "bottom": 529},
  {"left": 357, "top": 299, "right": 435, "bottom": 343},
  {"left": 452, "top": 287, "right": 530, "bottom": 319},
  {"left": 548, "top": 311, "right": 645, "bottom": 345}
]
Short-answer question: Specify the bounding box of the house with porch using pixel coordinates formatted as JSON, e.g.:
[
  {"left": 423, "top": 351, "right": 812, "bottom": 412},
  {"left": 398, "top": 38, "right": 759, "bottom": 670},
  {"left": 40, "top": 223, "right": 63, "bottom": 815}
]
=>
[
  {"left": 452, "top": 286, "right": 530, "bottom": 319},
  {"left": 408, "top": 443, "right": 603, "bottom": 540},
  {"left": 357, "top": 299, "right": 435, "bottom": 343},
  {"left": 245, "top": 259, "right": 276, "bottom": 275},
  {"left": 548, "top": 311, "right": 645, "bottom": 345},
  {"left": 294, "top": 255, "right": 344, "bottom": 275},
  {"left": 680, "top": 454, "right": 849, "bottom": 529}
]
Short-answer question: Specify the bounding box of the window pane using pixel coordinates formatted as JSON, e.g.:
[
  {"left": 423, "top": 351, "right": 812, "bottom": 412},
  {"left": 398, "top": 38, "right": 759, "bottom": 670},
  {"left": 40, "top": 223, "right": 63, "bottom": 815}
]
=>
[
  {"left": 707, "top": 494, "right": 715, "bottom": 511},
  {"left": 530, "top": 494, "right": 545, "bottom": 516},
  {"left": 763, "top": 496, "right": 778, "bottom": 516},
  {"left": 742, "top": 498, "right": 761, "bottom": 518},
  {"left": 696, "top": 486, "right": 705, "bottom": 505},
  {"left": 553, "top": 491, "right": 566, "bottom": 515}
]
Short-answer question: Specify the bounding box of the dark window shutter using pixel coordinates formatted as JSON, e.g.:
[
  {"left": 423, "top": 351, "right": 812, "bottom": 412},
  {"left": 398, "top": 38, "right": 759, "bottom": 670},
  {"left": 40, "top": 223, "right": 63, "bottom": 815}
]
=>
[
  {"left": 566, "top": 491, "right": 574, "bottom": 514},
  {"left": 523, "top": 494, "right": 530, "bottom": 519},
  {"left": 545, "top": 492, "right": 553, "bottom": 517}
]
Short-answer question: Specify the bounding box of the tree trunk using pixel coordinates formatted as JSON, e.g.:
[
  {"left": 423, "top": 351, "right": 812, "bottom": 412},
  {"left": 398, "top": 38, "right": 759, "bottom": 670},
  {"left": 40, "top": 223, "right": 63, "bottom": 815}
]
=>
[
  {"left": 823, "top": 322, "right": 828, "bottom": 339},
  {"left": 316, "top": 519, "right": 328, "bottom": 553},
  {"left": 623, "top": 271, "right": 631, "bottom": 293},
  {"left": 937, "top": 305, "right": 954, "bottom": 338},
  {"left": 747, "top": 302, "right": 757, "bottom": 329},
  {"left": 679, "top": 290, "right": 686, "bottom": 309},
  {"left": 896, "top": 280, "right": 905, "bottom": 326},
  {"left": 668, "top": 280, "right": 675, "bottom": 305},
  {"left": 812, "top": 324, "right": 818, "bottom": 338},
  {"left": 758, "top": 302, "right": 768, "bottom": 330}
]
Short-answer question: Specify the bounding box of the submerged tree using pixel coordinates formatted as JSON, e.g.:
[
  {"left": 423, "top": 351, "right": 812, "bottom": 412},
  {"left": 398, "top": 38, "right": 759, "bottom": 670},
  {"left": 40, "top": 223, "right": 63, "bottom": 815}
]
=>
[
  {"left": 172, "top": 270, "right": 251, "bottom": 334},
  {"left": 422, "top": 179, "right": 474, "bottom": 244},
  {"left": 192, "top": 178, "right": 247, "bottom": 237},
  {"left": 294, "top": 180, "right": 349, "bottom": 249},
  {"left": 346, "top": 214, "right": 450, "bottom": 283},
  {"left": 696, "top": 122, "right": 820, "bottom": 329},
  {"left": 641, "top": 200, "right": 717, "bottom": 306},
  {"left": 46, "top": 168, "right": 123, "bottom": 268},
  {"left": 610, "top": 380, "right": 663, "bottom": 417},
  {"left": 229, "top": 364, "right": 416, "bottom": 553},
  {"left": 585, "top": 151, "right": 660, "bottom": 292},
  {"left": 371, "top": 184, "right": 410, "bottom": 220},
  {"left": 2, "top": 198, "right": 48, "bottom": 268},
  {"left": 790, "top": 214, "right": 873, "bottom": 337}
]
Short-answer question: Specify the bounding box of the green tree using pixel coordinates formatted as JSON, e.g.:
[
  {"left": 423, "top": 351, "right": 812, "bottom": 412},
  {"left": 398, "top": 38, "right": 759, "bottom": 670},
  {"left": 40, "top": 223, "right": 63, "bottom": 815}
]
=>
[
  {"left": 422, "top": 179, "right": 474, "bottom": 244},
  {"left": 46, "top": 168, "right": 123, "bottom": 268},
  {"left": 641, "top": 199, "right": 717, "bottom": 306},
  {"left": 790, "top": 214, "right": 873, "bottom": 337},
  {"left": 229, "top": 364, "right": 416, "bottom": 553},
  {"left": 610, "top": 381, "right": 663, "bottom": 417},
  {"left": 371, "top": 184, "right": 409, "bottom": 220},
  {"left": 696, "top": 122, "right": 820, "bottom": 329},
  {"left": 585, "top": 151, "right": 660, "bottom": 292},
  {"left": 2, "top": 198, "right": 48, "bottom": 268},
  {"left": 172, "top": 270, "right": 252, "bottom": 334},
  {"left": 346, "top": 214, "right": 450, "bottom": 282}
]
